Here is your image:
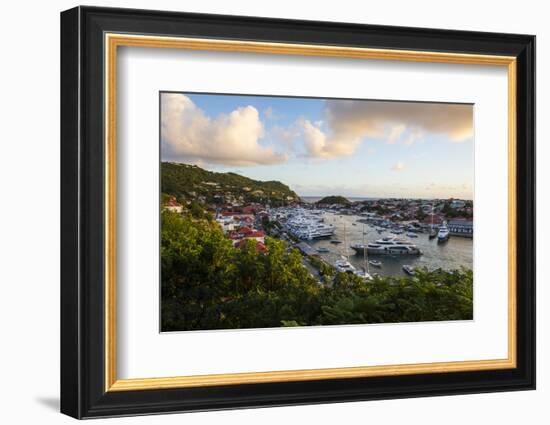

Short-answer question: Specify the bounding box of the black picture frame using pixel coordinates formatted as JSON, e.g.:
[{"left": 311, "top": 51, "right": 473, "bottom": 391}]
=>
[{"left": 61, "top": 5, "right": 536, "bottom": 419}]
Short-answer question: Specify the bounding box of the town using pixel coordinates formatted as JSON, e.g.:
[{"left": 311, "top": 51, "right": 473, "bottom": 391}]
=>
[{"left": 164, "top": 192, "right": 473, "bottom": 280}]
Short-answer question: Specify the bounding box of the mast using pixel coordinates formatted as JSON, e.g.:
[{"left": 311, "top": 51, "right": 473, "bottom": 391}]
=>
[
  {"left": 342, "top": 222, "right": 347, "bottom": 260},
  {"left": 363, "top": 224, "right": 370, "bottom": 274}
]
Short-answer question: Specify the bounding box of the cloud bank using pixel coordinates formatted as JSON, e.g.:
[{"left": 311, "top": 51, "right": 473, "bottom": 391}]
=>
[
  {"left": 161, "top": 93, "right": 287, "bottom": 166},
  {"left": 301, "top": 100, "right": 473, "bottom": 159}
]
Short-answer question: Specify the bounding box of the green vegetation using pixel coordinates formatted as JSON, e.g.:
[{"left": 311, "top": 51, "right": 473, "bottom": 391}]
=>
[
  {"left": 316, "top": 195, "right": 351, "bottom": 205},
  {"left": 441, "top": 199, "right": 473, "bottom": 219},
  {"left": 161, "top": 162, "right": 300, "bottom": 206},
  {"left": 161, "top": 210, "right": 473, "bottom": 332}
]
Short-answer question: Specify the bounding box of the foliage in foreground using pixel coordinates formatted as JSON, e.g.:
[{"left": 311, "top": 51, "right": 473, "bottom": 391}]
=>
[{"left": 161, "top": 211, "right": 473, "bottom": 332}]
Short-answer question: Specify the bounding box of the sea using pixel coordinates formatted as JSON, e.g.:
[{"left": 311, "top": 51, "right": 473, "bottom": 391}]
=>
[
  {"left": 306, "top": 212, "right": 473, "bottom": 277},
  {"left": 301, "top": 196, "right": 378, "bottom": 203}
]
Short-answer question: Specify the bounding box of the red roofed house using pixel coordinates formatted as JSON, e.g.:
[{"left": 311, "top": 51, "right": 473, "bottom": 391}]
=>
[
  {"left": 248, "top": 230, "right": 265, "bottom": 243},
  {"left": 235, "top": 239, "right": 267, "bottom": 253},
  {"left": 230, "top": 227, "right": 265, "bottom": 247},
  {"left": 164, "top": 196, "right": 183, "bottom": 213},
  {"left": 236, "top": 226, "right": 253, "bottom": 236}
]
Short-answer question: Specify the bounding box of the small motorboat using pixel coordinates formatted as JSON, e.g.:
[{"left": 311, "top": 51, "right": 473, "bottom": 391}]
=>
[
  {"left": 316, "top": 247, "right": 330, "bottom": 253},
  {"left": 330, "top": 240, "right": 342, "bottom": 244},
  {"left": 406, "top": 232, "right": 418, "bottom": 238},
  {"left": 402, "top": 265, "right": 415, "bottom": 276},
  {"left": 369, "top": 260, "right": 382, "bottom": 268},
  {"left": 334, "top": 257, "right": 356, "bottom": 274},
  {"left": 428, "top": 228, "right": 438, "bottom": 239}
]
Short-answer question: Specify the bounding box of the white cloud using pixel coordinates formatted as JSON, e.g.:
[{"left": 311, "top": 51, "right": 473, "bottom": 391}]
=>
[
  {"left": 161, "top": 93, "right": 287, "bottom": 166},
  {"left": 268, "top": 124, "right": 301, "bottom": 151},
  {"left": 387, "top": 124, "right": 407, "bottom": 144},
  {"left": 301, "top": 99, "right": 473, "bottom": 159},
  {"left": 300, "top": 119, "right": 363, "bottom": 158}
]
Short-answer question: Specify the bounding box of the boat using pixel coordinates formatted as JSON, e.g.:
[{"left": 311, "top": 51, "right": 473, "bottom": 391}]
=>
[
  {"left": 402, "top": 265, "right": 415, "bottom": 276},
  {"left": 355, "top": 224, "right": 372, "bottom": 280},
  {"left": 334, "top": 257, "right": 356, "bottom": 274},
  {"left": 350, "top": 237, "right": 422, "bottom": 256},
  {"left": 330, "top": 240, "right": 342, "bottom": 244},
  {"left": 335, "top": 226, "right": 355, "bottom": 275},
  {"left": 437, "top": 221, "right": 450, "bottom": 243},
  {"left": 406, "top": 232, "right": 418, "bottom": 238},
  {"left": 369, "top": 260, "right": 382, "bottom": 268},
  {"left": 285, "top": 209, "right": 335, "bottom": 240},
  {"left": 354, "top": 268, "right": 372, "bottom": 280},
  {"left": 316, "top": 247, "right": 330, "bottom": 253}
]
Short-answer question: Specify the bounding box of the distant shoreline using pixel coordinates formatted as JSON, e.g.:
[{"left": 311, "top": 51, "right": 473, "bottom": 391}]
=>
[
  {"left": 301, "top": 196, "right": 378, "bottom": 203},
  {"left": 299, "top": 196, "right": 473, "bottom": 203}
]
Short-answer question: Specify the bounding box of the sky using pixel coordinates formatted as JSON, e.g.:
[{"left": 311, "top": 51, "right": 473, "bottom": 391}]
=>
[{"left": 160, "top": 92, "right": 474, "bottom": 200}]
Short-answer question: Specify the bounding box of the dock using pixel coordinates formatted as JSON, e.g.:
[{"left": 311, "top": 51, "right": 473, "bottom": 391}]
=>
[{"left": 296, "top": 242, "right": 317, "bottom": 256}]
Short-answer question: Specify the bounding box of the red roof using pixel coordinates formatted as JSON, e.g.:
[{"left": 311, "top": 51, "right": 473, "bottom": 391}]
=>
[
  {"left": 237, "top": 226, "right": 253, "bottom": 235},
  {"left": 166, "top": 197, "right": 181, "bottom": 207},
  {"left": 241, "top": 206, "right": 255, "bottom": 214},
  {"left": 235, "top": 239, "right": 267, "bottom": 253}
]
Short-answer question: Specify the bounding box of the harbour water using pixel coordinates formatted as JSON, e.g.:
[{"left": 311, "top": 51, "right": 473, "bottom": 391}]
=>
[{"left": 306, "top": 212, "right": 473, "bottom": 277}]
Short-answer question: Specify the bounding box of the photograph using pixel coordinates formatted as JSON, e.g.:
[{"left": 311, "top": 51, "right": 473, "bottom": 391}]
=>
[
  {"left": 160, "top": 92, "right": 475, "bottom": 332},
  {"left": 57, "top": 5, "right": 536, "bottom": 419}
]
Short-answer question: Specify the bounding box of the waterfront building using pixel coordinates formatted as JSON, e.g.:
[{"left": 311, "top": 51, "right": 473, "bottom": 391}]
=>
[{"left": 448, "top": 218, "right": 473, "bottom": 237}]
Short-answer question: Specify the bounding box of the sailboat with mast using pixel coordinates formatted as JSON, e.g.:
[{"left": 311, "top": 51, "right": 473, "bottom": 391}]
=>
[
  {"left": 354, "top": 224, "right": 373, "bottom": 280},
  {"left": 428, "top": 202, "right": 438, "bottom": 239},
  {"left": 334, "top": 222, "right": 357, "bottom": 274}
]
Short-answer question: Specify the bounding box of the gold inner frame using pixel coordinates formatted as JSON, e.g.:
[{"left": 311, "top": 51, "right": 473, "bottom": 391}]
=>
[{"left": 104, "top": 33, "right": 517, "bottom": 392}]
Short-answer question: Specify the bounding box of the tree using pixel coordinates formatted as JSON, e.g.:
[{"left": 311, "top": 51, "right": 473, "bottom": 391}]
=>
[{"left": 161, "top": 207, "right": 473, "bottom": 332}]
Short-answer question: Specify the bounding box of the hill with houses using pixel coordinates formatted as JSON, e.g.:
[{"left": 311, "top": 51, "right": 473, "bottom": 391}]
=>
[{"left": 161, "top": 162, "right": 301, "bottom": 207}]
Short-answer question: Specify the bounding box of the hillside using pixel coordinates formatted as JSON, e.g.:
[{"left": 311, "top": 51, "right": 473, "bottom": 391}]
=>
[
  {"left": 315, "top": 195, "right": 351, "bottom": 205},
  {"left": 161, "top": 162, "right": 300, "bottom": 206}
]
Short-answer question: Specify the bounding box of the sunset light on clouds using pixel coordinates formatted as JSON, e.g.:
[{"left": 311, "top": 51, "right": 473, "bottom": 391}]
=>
[{"left": 161, "top": 92, "right": 474, "bottom": 199}]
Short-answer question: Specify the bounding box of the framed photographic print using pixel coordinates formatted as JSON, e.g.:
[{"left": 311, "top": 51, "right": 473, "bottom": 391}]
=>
[{"left": 60, "top": 6, "right": 536, "bottom": 419}]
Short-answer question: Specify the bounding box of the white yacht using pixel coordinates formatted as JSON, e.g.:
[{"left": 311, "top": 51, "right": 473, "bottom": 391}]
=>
[
  {"left": 285, "top": 209, "right": 335, "bottom": 240},
  {"left": 437, "top": 221, "right": 450, "bottom": 243},
  {"left": 334, "top": 257, "right": 356, "bottom": 274},
  {"left": 293, "top": 223, "right": 335, "bottom": 240},
  {"left": 402, "top": 265, "right": 415, "bottom": 276},
  {"left": 350, "top": 237, "right": 422, "bottom": 256}
]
